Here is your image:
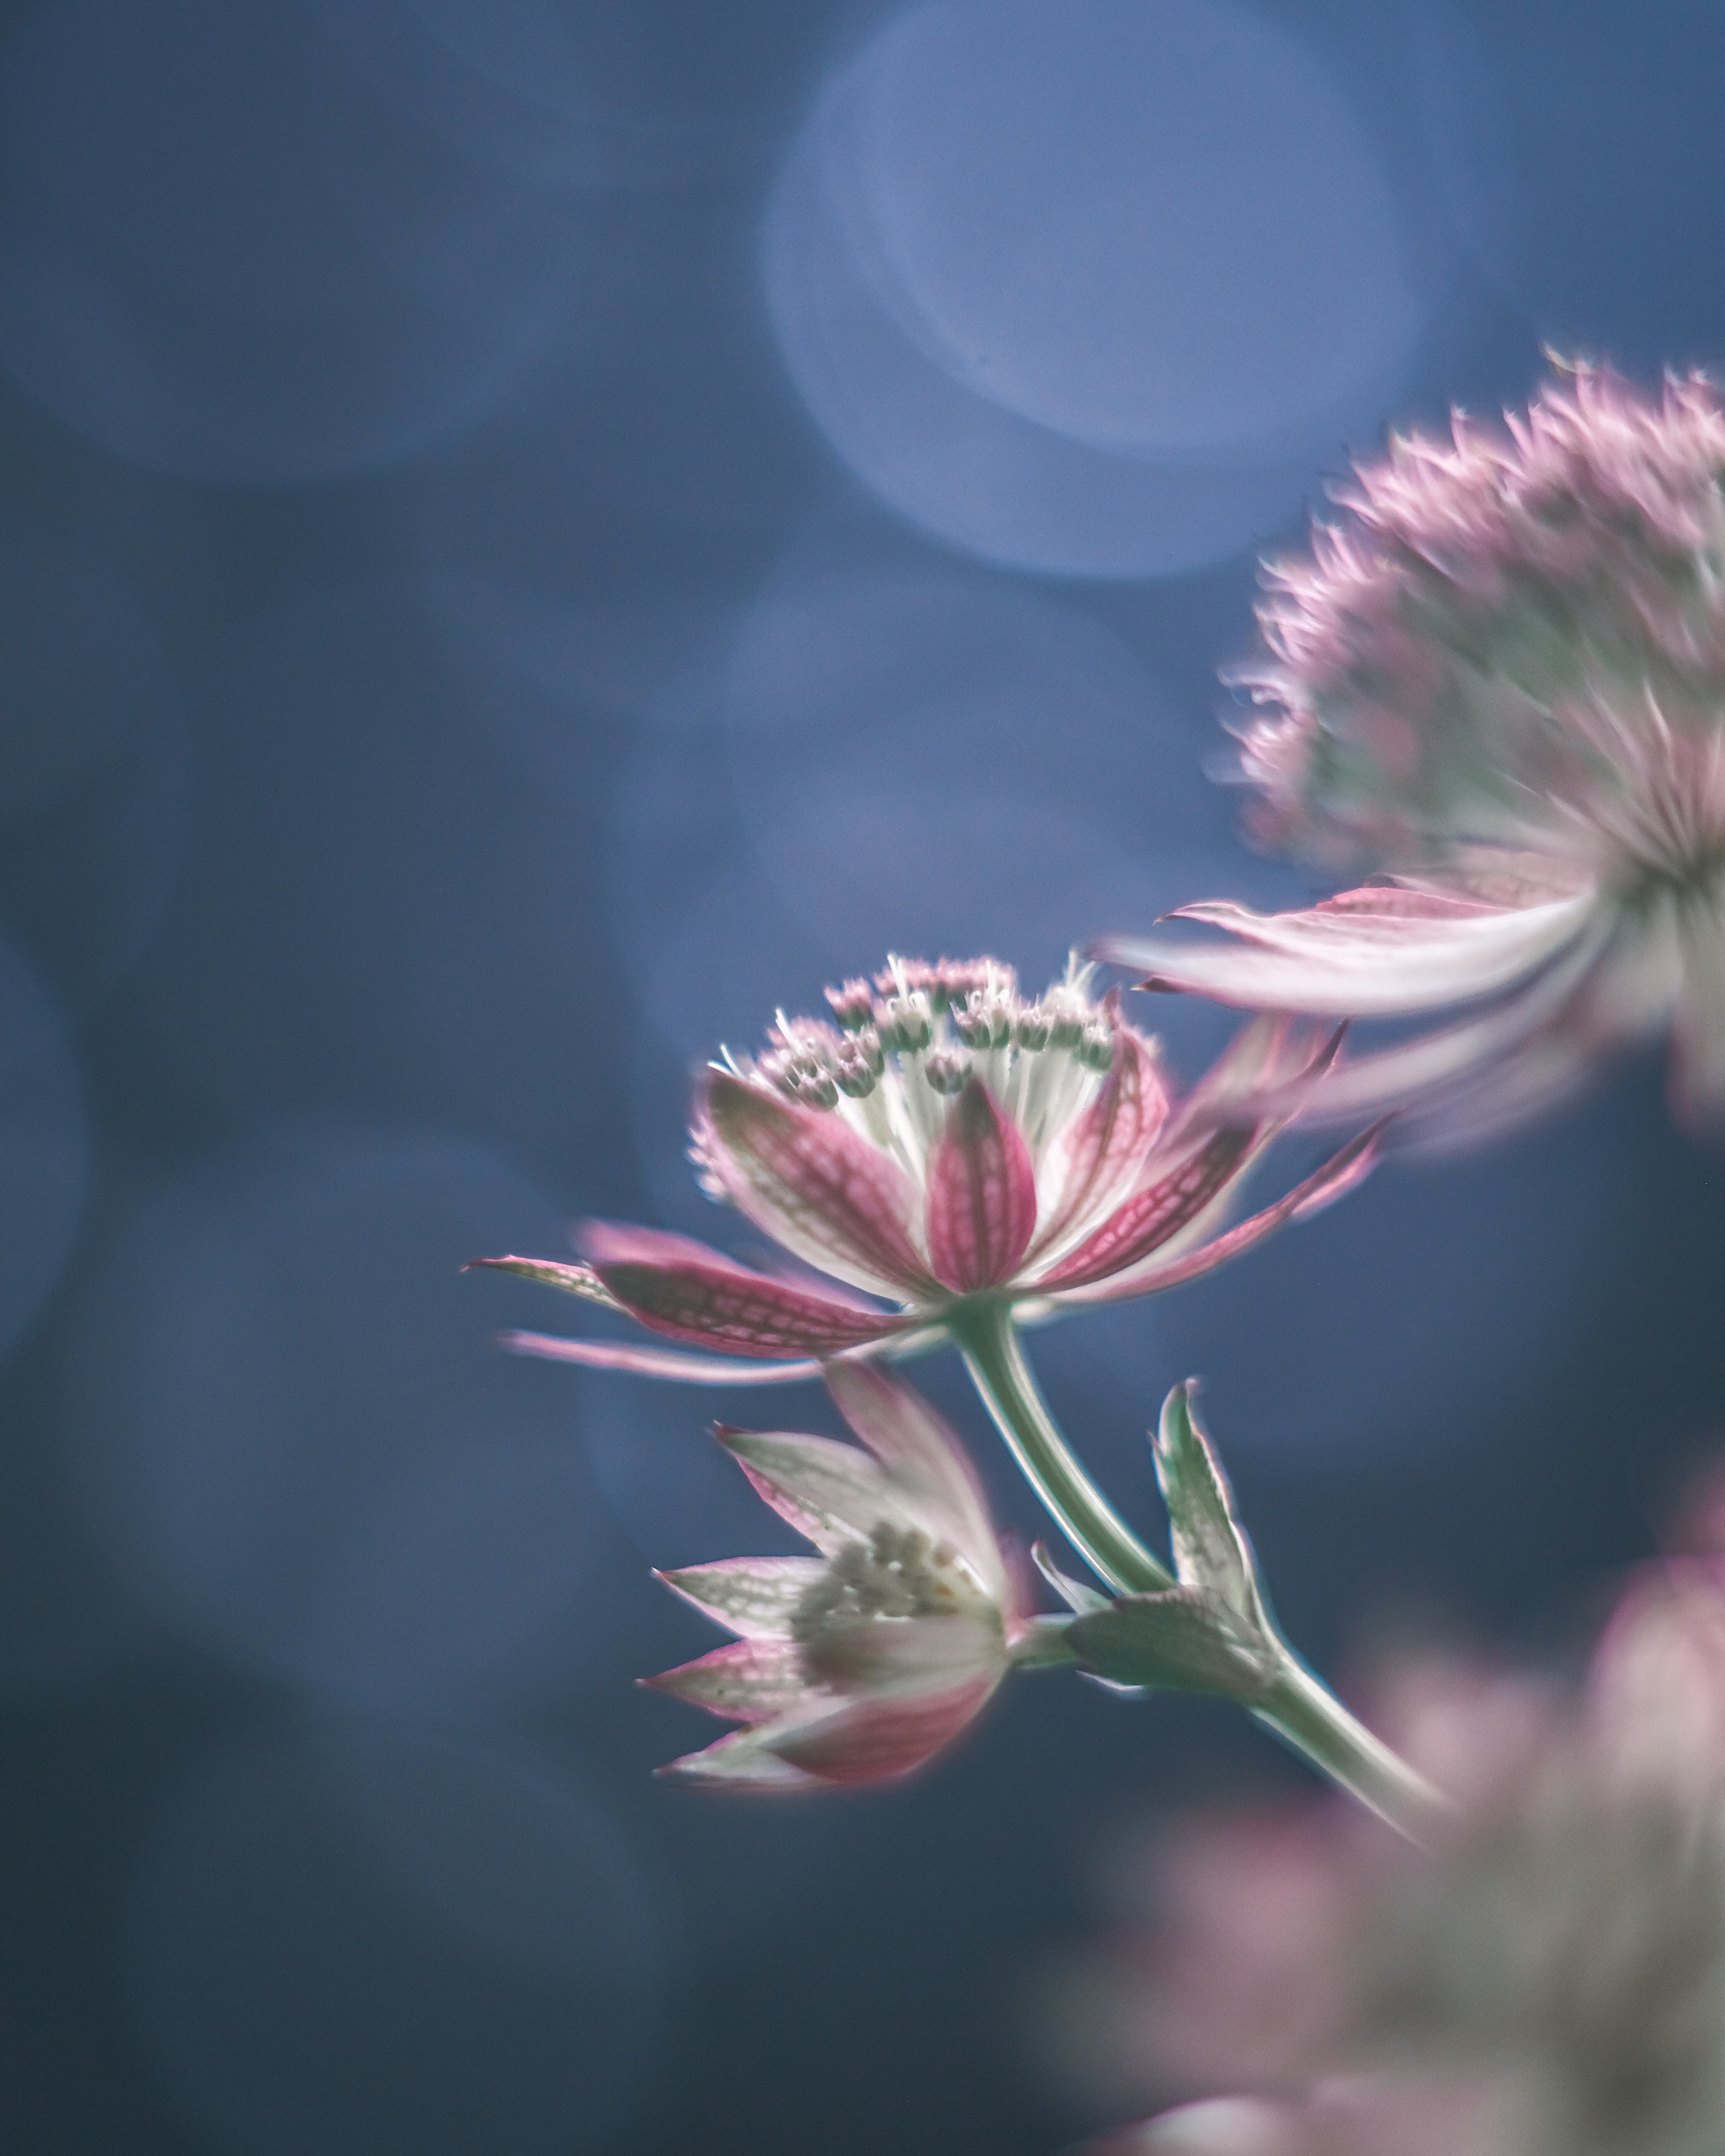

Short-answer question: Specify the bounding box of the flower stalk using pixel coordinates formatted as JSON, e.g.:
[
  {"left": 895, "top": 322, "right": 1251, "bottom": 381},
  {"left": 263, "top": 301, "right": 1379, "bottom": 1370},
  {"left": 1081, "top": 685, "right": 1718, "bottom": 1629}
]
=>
[{"left": 952, "top": 1296, "right": 1445, "bottom": 1842}]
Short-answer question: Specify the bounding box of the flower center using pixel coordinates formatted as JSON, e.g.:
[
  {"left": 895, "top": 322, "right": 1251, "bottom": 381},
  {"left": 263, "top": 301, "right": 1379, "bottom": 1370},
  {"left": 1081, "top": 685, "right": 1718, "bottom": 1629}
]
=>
[{"left": 791, "top": 1522, "right": 994, "bottom": 1661}]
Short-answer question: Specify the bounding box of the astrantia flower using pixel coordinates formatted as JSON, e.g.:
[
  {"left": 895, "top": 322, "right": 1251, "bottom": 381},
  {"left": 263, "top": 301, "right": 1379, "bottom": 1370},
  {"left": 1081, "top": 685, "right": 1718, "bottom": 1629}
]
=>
[
  {"left": 1099, "top": 365, "right": 1725, "bottom": 1134},
  {"left": 1062, "top": 1553, "right": 1725, "bottom": 2156},
  {"left": 478, "top": 955, "right": 1378, "bottom": 1383},
  {"left": 644, "top": 1361, "right": 1038, "bottom": 1789}
]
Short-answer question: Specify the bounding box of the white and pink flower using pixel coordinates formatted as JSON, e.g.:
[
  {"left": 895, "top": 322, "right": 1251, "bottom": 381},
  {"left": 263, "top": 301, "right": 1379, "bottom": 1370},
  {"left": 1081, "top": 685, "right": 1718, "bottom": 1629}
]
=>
[
  {"left": 477, "top": 955, "right": 1378, "bottom": 1383},
  {"left": 644, "top": 1360, "right": 1039, "bottom": 1789},
  {"left": 1099, "top": 366, "right": 1725, "bottom": 1136}
]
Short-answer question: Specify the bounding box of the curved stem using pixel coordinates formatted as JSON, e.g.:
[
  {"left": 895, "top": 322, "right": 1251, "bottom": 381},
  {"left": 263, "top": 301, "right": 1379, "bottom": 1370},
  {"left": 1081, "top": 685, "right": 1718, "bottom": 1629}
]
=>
[
  {"left": 950, "top": 1298, "right": 1172, "bottom": 1594},
  {"left": 1255, "top": 1656, "right": 1451, "bottom": 1843},
  {"left": 951, "top": 1299, "right": 1449, "bottom": 1844}
]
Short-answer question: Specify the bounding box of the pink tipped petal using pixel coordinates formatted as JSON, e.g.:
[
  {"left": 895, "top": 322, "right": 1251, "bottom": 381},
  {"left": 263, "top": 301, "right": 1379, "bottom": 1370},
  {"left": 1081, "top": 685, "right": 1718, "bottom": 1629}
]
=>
[
  {"left": 656, "top": 1723, "right": 827, "bottom": 1790},
  {"left": 593, "top": 1255, "right": 907, "bottom": 1359},
  {"left": 643, "top": 1637, "right": 812, "bottom": 1725},
  {"left": 1112, "top": 889, "right": 1595, "bottom": 1016},
  {"left": 699, "top": 1071, "right": 936, "bottom": 1299},
  {"left": 925, "top": 1078, "right": 1039, "bottom": 1292},
  {"left": 1034, "top": 1126, "right": 1256, "bottom": 1293},
  {"left": 499, "top": 1332, "right": 827, "bottom": 1383},
  {"left": 822, "top": 1361, "right": 999, "bottom": 1581},
  {"left": 1052, "top": 1124, "right": 1384, "bottom": 1306},
  {"left": 1030, "top": 1026, "right": 1171, "bottom": 1263},
  {"left": 579, "top": 1220, "right": 764, "bottom": 1273},
  {"left": 655, "top": 1556, "right": 827, "bottom": 1638},
  {"left": 766, "top": 1677, "right": 998, "bottom": 1784},
  {"left": 717, "top": 1427, "right": 909, "bottom": 1555},
  {"left": 464, "top": 1255, "right": 619, "bottom": 1306}
]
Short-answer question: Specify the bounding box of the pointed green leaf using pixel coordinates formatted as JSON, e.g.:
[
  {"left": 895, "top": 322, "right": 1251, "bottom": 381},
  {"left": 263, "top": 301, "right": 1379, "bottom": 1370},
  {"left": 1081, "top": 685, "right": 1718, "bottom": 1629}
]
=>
[
  {"left": 1154, "top": 1382, "right": 1266, "bottom": 1631},
  {"left": 1066, "top": 1586, "right": 1277, "bottom": 1699},
  {"left": 1030, "top": 1539, "right": 1111, "bottom": 1615}
]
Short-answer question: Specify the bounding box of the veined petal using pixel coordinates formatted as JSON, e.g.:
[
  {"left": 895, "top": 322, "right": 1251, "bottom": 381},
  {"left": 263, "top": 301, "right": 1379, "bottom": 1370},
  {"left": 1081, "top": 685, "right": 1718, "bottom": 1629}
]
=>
[
  {"left": 717, "top": 1427, "right": 914, "bottom": 1555},
  {"left": 1032, "top": 1126, "right": 1256, "bottom": 1293},
  {"left": 823, "top": 1361, "right": 1000, "bottom": 1586},
  {"left": 698, "top": 1071, "right": 935, "bottom": 1299},
  {"left": 592, "top": 1253, "right": 907, "bottom": 1359},
  {"left": 766, "top": 1676, "right": 999, "bottom": 1784},
  {"left": 643, "top": 1637, "right": 813, "bottom": 1725},
  {"left": 463, "top": 1255, "right": 619, "bottom": 1307},
  {"left": 655, "top": 1556, "right": 828, "bottom": 1638},
  {"left": 656, "top": 1721, "right": 828, "bottom": 1790},
  {"left": 1029, "top": 1025, "right": 1170, "bottom": 1266},
  {"left": 1101, "top": 888, "right": 1596, "bottom": 1016},
  {"left": 500, "top": 1332, "right": 827, "bottom": 1383},
  {"left": 925, "top": 1078, "right": 1038, "bottom": 1292},
  {"left": 1049, "top": 1123, "right": 1384, "bottom": 1306}
]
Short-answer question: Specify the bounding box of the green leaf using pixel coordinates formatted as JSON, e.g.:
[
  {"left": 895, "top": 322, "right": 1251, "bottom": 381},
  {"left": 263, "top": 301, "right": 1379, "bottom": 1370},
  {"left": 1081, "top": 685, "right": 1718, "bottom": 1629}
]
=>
[
  {"left": 1066, "top": 1586, "right": 1277, "bottom": 1699},
  {"left": 1030, "top": 1539, "right": 1111, "bottom": 1615},
  {"left": 1154, "top": 1382, "right": 1266, "bottom": 1631}
]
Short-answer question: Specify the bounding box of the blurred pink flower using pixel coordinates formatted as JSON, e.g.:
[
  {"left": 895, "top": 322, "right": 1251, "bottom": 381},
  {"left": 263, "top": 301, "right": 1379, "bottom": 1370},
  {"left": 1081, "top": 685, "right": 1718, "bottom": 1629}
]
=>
[
  {"left": 643, "top": 1360, "right": 1039, "bottom": 1789},
  {"left": 478, "top": 955, "right": 1378, "bottom": 1383},
  {"left": 1098, "top": 365, "right": 1725, "bottom": 1135},
  {"left": 1059, "top": 1552, "right": 1725, "bottom": 2155}
]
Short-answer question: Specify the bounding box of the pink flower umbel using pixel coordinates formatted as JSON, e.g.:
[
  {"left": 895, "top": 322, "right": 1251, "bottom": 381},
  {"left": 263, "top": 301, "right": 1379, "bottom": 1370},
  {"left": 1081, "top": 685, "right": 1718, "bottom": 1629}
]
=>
[
  {"left": 644, "top": 1361, "right": 1036, "bottom": 1789},
  {"left": 478, "top": 955, "right": 1378, "bottom": 1384},
  {"left": 1058, "top": 1552, "right": 1725, "bottom": 2156},
  {"left": 1098, "top": 365, "right": 1725, "bottom": 1135}
]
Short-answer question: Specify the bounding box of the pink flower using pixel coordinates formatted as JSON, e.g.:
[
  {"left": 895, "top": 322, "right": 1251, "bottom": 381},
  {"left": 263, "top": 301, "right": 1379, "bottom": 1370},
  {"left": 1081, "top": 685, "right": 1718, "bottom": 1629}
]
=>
[
  {"left": 1098, "top": 366, "right": 1725, "bottom": 1136},
  {"left": 1059, "top": 1556, "right": 1725, "bottom": 2156},
  {"left": 477, "top": 955, "right": 1379, "bottom": 1384},
  {"left": 642, "top": 1360, "right": 1038, "bottom": 1789}
]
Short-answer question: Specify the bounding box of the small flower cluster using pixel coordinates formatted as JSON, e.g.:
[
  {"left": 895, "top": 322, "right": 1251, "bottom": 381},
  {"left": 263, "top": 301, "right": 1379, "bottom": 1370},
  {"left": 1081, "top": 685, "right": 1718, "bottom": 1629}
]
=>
[
  {"left": 1101, "top": 364, "right": 1725, "bottom": 1134},
  {"left": 645, "top": 1361, "right": 1041, "bottom": 1789}
]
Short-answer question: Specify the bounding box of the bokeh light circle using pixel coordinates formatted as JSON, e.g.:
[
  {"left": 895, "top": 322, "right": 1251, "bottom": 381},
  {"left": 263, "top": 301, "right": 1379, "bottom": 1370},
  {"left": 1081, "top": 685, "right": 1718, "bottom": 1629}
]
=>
[{"left": 62, "top": 1126, "right": 641, "bottom": 1708}]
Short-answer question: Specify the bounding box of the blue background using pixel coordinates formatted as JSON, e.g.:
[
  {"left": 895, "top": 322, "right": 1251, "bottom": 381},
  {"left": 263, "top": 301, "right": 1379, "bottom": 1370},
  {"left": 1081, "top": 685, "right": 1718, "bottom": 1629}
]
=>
[{"left": 3, "top": 1, "right": 1725, "bottom": 2149}]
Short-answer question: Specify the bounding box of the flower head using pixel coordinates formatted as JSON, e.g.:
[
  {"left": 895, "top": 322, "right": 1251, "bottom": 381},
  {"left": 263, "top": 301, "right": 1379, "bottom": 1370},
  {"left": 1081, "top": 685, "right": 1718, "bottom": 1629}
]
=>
[
  {"left": 644, "top": 1361, "right": 1033, "bottom": 1789},
  {"left": 1098, "top": 365, "right": 1725, "bottom": 1135},
  {"left": 477, "top": 954, "right": 1378, "bottom": 1383},
  {"left": 1061, "top": 1550, "right": 1725, "bottom": 2155}
]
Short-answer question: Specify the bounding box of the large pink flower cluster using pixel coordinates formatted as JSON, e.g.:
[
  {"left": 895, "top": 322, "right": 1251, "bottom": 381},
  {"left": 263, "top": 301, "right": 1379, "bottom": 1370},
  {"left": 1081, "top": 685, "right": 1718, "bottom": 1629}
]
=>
[
  {"left": 1058, "top": 1552, "right": 1725, "bottom": 2155},
  {"left": 1101, "top": 366, "right": 1725, "bottom": 1135}
]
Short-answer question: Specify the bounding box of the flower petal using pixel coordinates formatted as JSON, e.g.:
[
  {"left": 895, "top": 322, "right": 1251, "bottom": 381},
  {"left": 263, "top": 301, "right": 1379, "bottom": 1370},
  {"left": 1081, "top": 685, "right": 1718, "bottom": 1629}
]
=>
[
  {"left": 698, "top": 1070, "right": 935, "bottom": 1299},
  {"left": 766, "top": 1676, "right": 999, "bottom": 1783},
  {"left": 591, "top": 1251, "right": 908, "bottom": 1359},
  {"left": 643, "top": 1637, "right": 813, "bottom": 1725},
  {"left": 656, "top": 1722, "right": 827, "bottom": 1790},
  {"left": 925, "top": 1078, "right": 1039, "bottom": 1292},
  {"left": 717, "top": 1427, "right": 910, "bottom": 1555},
  {"left": 823, "top": 1361, "right": 1000, "bottom": 1583},
  {"left": 500, "top": 1331, "right": 827, "bottom": 1383},
  {"left": 1029, "top": 1025, "right": 1170, "bottom": 1266},
  {"left": 464, "top": 1255, "right": 619, "bottom": 1306},
  {"left": 1671, "top": 896, "right": 1725, "bottom": 1131},
  {"left": 655, "top": 1556, "right": 828, "bottom": 1638},
  {"left": 1100, "top": 888, "right": 1596, "bottom": 1016},
  {"left": 1033, "top": 1126, "right": 1257, "bottom": 1293},
  {"left": 1050, "top": 1124, "right": 1384, "bottom": 1306},
  {"left": 802, "top": 1612, "right": 1005, "bottom": 1697}
]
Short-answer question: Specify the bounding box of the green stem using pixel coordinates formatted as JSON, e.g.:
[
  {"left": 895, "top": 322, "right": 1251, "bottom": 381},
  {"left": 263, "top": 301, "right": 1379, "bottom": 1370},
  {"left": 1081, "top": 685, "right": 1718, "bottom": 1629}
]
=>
[
  {"left": 950, "top": 1297, "right": 1172, "bottom": 1595},
  {"left": 1255, "top": 1656, "right": 1451, "bottom": 1843},
  {"left": 951, "top": 1298, "right": 1449, "bottom": 1845}
]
